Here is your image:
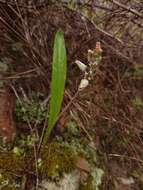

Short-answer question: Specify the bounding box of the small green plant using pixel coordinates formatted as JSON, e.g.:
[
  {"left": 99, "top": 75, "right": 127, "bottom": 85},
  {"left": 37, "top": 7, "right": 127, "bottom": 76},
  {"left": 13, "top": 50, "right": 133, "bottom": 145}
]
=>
[
  {"left": 12, "top": 134, "right": 38, "bottom": 157},
  {"left": 84, "top": 168, "right": 104, "bottom": 190},
  {"left": 15, "top": 92, "right": 48, "bottom": 124},
  {"left": 44, "top": 29, "right": 67, "bottom": 143},
  {"left": 67, "top": 121, "right": 79, "bottom": 136},
  {"left": 90, "top": 168, "right": 104, "bottom": 190}
]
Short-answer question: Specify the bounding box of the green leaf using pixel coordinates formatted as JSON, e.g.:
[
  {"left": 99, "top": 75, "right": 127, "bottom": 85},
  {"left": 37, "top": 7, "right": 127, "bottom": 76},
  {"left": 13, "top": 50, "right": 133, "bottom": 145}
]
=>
[{"left": 44, "top": 29, "right": 67, "bottom": 142}]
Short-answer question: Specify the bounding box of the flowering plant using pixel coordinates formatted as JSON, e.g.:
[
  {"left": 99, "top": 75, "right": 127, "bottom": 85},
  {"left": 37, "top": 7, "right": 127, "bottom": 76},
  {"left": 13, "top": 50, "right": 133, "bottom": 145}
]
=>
[{"left": 76, "top": 42, "right": 103, "bottom": 90}]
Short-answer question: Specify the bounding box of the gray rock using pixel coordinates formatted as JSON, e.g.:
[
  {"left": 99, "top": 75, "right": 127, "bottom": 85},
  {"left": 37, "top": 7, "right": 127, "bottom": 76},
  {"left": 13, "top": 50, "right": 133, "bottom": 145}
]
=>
[{"left": 38, "top": 170, "right": 80, "bottom": 190}]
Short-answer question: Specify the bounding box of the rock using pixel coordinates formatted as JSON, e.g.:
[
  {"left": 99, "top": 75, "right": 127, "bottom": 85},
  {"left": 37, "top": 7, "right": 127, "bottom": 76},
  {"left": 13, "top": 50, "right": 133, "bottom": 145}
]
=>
[
  {"left": 117, "top": 177, "right": 135, "bottom": 185},
  {"left": 38, "top": 170, "right": 80, "bottom": 190}
]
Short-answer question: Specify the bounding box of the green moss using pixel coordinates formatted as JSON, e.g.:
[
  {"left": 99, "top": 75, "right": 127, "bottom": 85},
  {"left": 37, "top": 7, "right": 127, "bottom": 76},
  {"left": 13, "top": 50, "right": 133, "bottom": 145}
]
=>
[
  {"left": 0, "top": 151, "right": 25, "bottom": 172},
  {"left": 0, "top": 152, "right": 25, "bottom": 190},
  {"left": 40, "top": 142, "right": 77, "bottom": 179}
]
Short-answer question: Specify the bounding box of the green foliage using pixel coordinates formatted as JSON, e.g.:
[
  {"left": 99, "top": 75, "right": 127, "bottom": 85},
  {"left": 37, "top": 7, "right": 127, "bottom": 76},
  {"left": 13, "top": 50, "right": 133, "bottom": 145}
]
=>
[
  {"left": 91, "top": 168, "right": 104, "bottom": 190},
  {"left": 44, "top": 29, "right": 67, "bottom": 142},
  {"left": 56, "top": 122, "right": 97, "bottom": 164},
  {"left": 67, "top": 121, "right": 79, "bottom": 136},
  {"left": 12, "top": 134, "right": 38, "bottom": 157},
  {"left": 83, "top": 168, "right": 104, "bottom": 190},
  {"left": 13, "top": 146, "right": 24, "bottom": 157},
  {"left": 15, "top": 92, "right": 47, "bottom": 124}
]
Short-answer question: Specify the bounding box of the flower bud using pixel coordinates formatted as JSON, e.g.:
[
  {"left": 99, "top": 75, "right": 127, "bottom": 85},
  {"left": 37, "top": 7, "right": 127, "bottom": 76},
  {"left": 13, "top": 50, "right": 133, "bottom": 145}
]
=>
[
  {"left": 79, "top": 78, "right": 89, "bottom": 90},
  {"left": 75, "top": 60, "right": 87, "bottom": 72},
  {"left": 95, "top": 42, "right": 103, "bottom": 53}
]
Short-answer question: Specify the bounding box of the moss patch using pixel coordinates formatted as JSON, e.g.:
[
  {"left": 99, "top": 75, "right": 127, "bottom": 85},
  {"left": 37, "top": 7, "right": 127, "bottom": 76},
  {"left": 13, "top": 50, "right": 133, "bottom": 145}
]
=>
[
  {"left": 0, "top": 152, "right": 25, "bottom": 190},
  {"left": 40, "top": 142, "right": 77, "bottom": 179}
]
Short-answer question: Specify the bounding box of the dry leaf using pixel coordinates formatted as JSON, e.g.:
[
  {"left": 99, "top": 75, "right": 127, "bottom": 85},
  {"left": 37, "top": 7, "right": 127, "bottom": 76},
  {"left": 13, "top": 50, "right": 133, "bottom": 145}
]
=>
[{"left": 76, "top": 157, "right": 91, "bottom": 173}]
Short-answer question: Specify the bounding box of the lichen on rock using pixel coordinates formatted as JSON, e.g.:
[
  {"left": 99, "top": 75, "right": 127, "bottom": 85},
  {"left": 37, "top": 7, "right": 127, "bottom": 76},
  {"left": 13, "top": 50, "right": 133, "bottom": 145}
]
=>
[{"left": 38, "top": 170, "right": 80, "bottom": 190}]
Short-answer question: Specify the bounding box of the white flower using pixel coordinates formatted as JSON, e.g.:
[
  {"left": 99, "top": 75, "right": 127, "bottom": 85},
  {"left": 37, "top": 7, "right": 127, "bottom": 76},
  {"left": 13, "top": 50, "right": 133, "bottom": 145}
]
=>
[
  {"left": 75, "top": 60, "right": 87, "bottom": 72},
  {"left": 79, "top": 79, "right": 89, "bottom": 90}
]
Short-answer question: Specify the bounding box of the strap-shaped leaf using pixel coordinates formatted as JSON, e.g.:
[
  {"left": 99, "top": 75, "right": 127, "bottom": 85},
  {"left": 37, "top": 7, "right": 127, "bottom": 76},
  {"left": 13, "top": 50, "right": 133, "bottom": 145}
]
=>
[{"left": 44, "top": 29, "right": 67, "bottom": 142}]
